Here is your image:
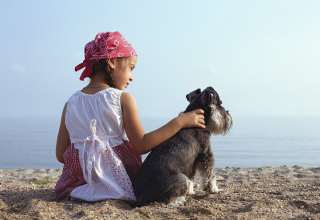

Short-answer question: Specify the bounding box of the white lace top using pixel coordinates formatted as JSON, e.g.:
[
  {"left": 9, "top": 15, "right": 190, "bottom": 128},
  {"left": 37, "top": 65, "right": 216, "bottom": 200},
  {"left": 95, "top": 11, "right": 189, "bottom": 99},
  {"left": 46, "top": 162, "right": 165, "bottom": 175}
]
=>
[
  {"left": 65, "top": 88, "right": 135, "bottom": 202},
  {"left": 65, "top": 88, "right": 128, "bottom": 148}
]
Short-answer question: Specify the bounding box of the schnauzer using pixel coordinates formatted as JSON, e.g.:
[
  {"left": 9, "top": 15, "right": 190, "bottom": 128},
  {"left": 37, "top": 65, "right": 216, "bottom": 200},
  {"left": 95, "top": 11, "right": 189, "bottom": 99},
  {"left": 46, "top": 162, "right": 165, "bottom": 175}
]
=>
[{"left": 133, "top": 86, "right": 232, "bottom": 206}]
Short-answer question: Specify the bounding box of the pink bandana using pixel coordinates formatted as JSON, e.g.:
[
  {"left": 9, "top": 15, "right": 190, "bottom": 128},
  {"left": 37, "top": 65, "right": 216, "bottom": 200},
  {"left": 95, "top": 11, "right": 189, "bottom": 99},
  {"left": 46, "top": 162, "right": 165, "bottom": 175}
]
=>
[{"left": 75, "top": 32, "right": 137, "bottom": 81}]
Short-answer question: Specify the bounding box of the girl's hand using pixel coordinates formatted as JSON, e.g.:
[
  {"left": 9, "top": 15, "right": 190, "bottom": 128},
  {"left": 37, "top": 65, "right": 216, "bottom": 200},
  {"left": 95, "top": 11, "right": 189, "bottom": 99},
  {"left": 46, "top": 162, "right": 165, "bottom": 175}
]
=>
[{"left": 177, "top": 109, "right": 206, "bottom": 129}]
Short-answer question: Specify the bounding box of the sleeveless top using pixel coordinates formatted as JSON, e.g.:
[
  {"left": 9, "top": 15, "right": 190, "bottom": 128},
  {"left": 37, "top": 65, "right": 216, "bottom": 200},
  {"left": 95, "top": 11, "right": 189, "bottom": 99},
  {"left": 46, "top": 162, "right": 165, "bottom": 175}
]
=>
[
  {"left": 66, "top": 88, "right": 128, "bottom": 147},
  {"left": 64, "top": 87, "right": 136, "bottom": 201}
]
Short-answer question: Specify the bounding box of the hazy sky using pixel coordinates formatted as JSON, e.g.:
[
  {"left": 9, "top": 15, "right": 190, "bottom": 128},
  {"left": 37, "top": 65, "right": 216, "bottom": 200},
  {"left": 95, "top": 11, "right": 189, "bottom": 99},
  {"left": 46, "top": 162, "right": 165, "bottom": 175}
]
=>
[{"left": 1, "top": 0, "right": 319, "bottom": 119}]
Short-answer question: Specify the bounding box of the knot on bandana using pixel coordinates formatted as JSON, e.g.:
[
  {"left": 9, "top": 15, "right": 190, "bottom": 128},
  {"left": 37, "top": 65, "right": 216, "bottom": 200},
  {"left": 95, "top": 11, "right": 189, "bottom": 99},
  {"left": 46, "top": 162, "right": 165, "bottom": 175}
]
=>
[{"left": 75, "top": 32, "right": 137, "bottom": 81}]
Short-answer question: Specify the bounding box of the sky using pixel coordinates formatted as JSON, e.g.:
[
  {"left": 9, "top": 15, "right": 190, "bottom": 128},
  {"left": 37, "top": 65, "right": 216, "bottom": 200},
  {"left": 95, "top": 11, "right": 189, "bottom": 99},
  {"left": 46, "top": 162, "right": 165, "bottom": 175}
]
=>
[{"left": 1, "top": 0, "right": 320, "bottom": 119}]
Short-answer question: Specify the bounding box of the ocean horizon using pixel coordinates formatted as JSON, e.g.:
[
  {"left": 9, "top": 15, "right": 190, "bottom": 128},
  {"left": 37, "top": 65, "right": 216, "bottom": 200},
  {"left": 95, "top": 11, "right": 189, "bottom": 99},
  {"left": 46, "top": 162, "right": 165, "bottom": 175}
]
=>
[{"left": 0, "top": 115, "right": 319, "bottom": 169}]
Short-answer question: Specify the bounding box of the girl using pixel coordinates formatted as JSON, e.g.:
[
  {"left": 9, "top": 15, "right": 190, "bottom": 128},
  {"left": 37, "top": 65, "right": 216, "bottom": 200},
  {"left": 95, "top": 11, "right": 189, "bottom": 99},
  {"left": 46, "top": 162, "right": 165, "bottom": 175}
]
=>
[{"left": 55, "top": 31, "right": 205, "bottom": 202}]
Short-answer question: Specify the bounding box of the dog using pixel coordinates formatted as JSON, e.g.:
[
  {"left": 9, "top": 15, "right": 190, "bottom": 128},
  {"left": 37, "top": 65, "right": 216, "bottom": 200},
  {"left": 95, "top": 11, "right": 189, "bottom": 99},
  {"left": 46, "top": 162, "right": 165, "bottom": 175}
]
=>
[{"left": 133, "top": 86, "right": 232, "bottom": 206}]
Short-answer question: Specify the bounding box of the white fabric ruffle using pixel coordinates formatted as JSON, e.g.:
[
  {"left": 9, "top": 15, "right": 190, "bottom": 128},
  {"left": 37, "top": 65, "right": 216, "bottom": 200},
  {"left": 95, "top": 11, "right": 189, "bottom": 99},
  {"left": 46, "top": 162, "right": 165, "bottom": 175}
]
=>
[{"left": 70, "top": 119, "right": 135, "bottom": 202}]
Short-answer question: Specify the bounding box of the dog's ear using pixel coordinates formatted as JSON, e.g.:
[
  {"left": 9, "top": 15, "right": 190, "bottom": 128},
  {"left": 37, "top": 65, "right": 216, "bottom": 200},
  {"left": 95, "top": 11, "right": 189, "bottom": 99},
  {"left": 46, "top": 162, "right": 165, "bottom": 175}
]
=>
[{"left": 186, "top": 88, "right": 201, "bottom": 103}]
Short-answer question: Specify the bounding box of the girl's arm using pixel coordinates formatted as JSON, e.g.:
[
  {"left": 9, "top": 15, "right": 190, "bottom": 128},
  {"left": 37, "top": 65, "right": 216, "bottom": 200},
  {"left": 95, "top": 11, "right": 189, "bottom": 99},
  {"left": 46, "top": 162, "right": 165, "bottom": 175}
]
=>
[
  {"left": 121, "top": 92, "right": 205, "bottom": 154},
  {"left": 55, "top": 103, "right": 70, "bottom": 163}
]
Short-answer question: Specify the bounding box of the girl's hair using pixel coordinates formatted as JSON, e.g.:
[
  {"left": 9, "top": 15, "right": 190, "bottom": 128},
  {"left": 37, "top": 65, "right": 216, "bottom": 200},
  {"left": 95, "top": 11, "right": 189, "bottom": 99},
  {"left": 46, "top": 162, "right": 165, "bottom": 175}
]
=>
[
  {"left": 91, "top": 59, "right": 115, "bottom": 87},
  {"left": 91, "top": 58, "right": 129, "bottom": 88}
]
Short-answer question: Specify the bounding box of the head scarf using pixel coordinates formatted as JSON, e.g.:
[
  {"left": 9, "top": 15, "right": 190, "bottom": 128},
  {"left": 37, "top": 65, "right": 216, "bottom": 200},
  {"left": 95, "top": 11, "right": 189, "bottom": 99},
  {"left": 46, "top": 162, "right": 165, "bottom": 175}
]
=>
[{"left": 75, "top": 31, "right": 137, "bottom": 81}]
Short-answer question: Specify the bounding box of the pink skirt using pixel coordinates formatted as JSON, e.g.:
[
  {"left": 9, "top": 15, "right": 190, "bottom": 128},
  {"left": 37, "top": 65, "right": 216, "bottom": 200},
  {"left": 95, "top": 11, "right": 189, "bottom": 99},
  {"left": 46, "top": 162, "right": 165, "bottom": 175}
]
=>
[{"left": 54, "top": 141, "right": 142, "bottom": 200}]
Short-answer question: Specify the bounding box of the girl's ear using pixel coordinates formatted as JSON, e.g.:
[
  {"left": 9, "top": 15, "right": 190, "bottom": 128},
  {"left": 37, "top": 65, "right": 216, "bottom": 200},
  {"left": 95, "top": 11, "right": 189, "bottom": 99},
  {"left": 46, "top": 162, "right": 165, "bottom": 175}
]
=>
[{"left": 107, "top": 59, "right": 116, "bottom": 69}]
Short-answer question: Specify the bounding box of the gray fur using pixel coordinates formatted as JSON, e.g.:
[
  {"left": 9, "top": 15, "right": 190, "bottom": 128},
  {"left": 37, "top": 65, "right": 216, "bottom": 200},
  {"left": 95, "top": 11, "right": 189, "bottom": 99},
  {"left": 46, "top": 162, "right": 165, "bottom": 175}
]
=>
[{"left": 133, "top": 86, "right": 232, "bottom": 206}]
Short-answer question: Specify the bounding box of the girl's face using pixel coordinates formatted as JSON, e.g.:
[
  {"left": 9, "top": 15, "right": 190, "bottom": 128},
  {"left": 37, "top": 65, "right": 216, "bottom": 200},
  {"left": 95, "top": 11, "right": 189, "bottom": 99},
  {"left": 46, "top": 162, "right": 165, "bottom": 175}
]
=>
[{"left": 110, "top": 56, "right": 137, "bottom": 90}]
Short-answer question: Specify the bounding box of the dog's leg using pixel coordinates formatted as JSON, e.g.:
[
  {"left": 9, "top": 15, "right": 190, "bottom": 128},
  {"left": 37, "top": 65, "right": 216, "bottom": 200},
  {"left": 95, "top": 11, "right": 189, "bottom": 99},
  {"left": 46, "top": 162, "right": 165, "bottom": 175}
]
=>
[
  {"left": 208, "top": 171, "right": 221, "bottom": 193},
  {"left": 193, "top": 153, "right": 210, "bottom": 192},
  {"left": 194, "top": 151, "right": 221, "bottom": 194},
  {"left": 205, "top": 153, "right": 222, "bottom": 194},
  {"left": 186, "top": 178, "right": 195, "bottom": 195},
  {"left": 159, "top": 173, "right": 189, "bottom": 206}
]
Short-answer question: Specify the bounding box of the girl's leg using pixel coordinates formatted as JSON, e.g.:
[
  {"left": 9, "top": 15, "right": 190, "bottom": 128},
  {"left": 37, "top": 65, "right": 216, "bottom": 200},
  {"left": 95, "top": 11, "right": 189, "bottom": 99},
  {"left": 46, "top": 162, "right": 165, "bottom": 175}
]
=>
[{"left": 54, "top": 145, "right": 86, "bottom": 200}]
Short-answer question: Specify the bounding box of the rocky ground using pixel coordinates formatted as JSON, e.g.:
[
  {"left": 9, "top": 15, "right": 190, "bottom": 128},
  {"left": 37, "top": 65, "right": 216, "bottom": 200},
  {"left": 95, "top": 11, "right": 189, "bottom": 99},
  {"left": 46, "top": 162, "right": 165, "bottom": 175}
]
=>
[{"left": 0, "top": 166, "right": 320, "bottom": 219}]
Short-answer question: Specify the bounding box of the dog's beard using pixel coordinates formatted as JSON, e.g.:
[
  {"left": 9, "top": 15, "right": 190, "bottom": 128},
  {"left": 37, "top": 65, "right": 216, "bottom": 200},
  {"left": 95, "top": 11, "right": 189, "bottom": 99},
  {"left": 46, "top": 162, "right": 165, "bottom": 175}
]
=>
[{"left": 207, "top": 105, "right": 232, "bottom": 135}]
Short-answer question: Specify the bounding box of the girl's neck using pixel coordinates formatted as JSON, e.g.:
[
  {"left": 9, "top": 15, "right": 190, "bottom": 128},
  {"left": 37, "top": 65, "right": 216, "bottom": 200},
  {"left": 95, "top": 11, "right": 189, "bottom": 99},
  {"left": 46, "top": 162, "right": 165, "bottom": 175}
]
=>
[
  {"left": 82, "top": 78, "right": 111, "bottom": 94},
  {"left": 86, "top": 82, "right": 109, "bottom": 89},
  {"left": 87, "top": 75, "right": 110, "bottom": 88}
]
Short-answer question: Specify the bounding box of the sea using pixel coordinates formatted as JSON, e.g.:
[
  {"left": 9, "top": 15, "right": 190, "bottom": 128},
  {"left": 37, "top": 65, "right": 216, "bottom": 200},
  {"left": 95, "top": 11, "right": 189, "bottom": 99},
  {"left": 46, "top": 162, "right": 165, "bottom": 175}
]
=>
[{"left": 0, "top": 116, "right": 319, "bottom": 168}]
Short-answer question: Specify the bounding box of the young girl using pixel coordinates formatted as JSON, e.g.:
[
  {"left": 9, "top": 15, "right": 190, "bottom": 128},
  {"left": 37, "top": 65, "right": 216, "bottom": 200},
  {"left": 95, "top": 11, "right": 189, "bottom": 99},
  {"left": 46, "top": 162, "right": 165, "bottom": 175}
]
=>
[{"left": 55, "top": 31, "right": 205, "bottom": 202}]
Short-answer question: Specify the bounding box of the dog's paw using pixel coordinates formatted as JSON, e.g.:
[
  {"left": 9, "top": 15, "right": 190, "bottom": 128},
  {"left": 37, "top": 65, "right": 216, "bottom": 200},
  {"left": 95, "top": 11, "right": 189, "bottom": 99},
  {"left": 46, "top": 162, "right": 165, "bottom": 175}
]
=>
[
  {"left": 207, "top": 176, "right": 221, "bottom": 193},
  {"left": 168, "top": 196, "right": 186, "bottom": 207},
  {"left": 209, "top": 186, "right": 222, "bottom": 193},
  {"left": 187, "top": 179, "right": 195, "bottom": 195},
  {"left": 204, "top": 184, "right": 221, "bottom": 194}
]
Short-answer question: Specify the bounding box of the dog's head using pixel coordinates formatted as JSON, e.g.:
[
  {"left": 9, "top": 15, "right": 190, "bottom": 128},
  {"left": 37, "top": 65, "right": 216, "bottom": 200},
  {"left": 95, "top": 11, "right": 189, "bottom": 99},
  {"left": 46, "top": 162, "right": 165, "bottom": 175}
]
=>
[{"left": 185, "top": 86, "right": 232, "bottom": 135}]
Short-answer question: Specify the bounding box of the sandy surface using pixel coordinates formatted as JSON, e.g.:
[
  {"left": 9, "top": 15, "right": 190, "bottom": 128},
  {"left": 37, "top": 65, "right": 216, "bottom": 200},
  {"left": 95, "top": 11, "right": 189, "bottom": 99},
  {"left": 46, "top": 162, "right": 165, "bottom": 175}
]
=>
[{"left": 0, "top": 166, "right": 320, "bottom": 220}]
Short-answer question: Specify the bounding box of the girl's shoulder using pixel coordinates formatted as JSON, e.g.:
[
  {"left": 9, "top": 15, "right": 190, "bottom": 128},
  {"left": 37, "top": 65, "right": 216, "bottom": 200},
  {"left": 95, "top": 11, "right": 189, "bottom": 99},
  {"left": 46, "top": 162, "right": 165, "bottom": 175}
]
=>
[
  {"left": 67, "top": 87, "right": 121, "bottom": 99},
  {"left": 66, "top": 90, "right": 85, "bottom": 103},
  {"left": 66, "top": 88, "right": 126, "bottom": 107},
  {"left": 104, "top": 87, "right": 123, "bottom": 97},
  {"left": 120, "top": 92, "right": 137, "bottom": 110}
]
